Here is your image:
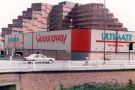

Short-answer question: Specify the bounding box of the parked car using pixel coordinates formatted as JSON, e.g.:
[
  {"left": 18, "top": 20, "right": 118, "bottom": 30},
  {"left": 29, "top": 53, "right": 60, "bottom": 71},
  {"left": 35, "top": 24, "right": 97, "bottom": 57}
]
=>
[{"left": 23, "top": 54, "right": 55, "bottom": 63}]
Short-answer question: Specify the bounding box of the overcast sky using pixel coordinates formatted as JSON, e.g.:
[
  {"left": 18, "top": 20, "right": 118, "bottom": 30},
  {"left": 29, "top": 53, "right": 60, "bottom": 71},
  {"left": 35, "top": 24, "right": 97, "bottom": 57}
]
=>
[{"left": 0, "top": 0, "right": 135, "bottom": 32}]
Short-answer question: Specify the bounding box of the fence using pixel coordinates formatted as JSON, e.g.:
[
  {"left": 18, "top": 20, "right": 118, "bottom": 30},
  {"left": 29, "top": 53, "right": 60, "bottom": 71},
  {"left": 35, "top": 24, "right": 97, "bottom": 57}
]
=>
[{"left": 0, "top": 60, "right": 135, "bottom": 73}]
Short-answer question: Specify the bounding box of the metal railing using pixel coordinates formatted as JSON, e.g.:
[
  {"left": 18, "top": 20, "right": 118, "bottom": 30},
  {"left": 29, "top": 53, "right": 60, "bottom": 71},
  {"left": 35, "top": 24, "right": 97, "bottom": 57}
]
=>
[{"left": 0, "top": 60, "right": 135, "bottom": 73}]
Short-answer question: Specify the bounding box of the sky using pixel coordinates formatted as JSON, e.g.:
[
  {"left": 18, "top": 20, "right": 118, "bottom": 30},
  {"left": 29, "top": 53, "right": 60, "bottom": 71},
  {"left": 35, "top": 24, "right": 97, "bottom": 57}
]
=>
[{"left": 0, "top": 0, "right": 135, "bottom": 32}]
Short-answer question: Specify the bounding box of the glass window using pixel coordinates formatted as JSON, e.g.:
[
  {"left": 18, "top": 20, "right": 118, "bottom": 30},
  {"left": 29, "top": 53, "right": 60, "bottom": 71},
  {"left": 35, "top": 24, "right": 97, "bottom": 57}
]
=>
[
  {"left": 40, "top": 55, "right": 45, "bottom": 58},
  {"left": 35, "top": 55, "right": 39, "bottom": 58}
]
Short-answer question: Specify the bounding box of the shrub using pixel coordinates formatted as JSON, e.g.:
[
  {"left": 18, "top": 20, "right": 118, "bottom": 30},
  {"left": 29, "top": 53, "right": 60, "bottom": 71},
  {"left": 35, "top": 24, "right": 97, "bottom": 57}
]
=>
[{"left": 59, "top": 82, "right": 135, "bottom": 90}]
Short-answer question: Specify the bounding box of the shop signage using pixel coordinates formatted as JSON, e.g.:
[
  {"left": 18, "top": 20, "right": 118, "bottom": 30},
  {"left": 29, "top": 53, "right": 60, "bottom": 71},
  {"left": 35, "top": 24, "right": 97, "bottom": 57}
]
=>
[
  {"left": 102, "top": 33, "right": 132, "bottom": 41},
  {"left": 36, "top": 34, "right": 67, "bottom": 44},
  {"left": 8, "top": 37, "right": 19, "bottom": 42}
]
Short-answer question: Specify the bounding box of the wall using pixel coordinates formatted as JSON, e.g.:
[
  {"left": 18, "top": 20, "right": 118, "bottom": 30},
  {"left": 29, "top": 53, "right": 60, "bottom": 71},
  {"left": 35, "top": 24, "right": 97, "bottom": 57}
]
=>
[
  {"left": 90, "top": 52, "right": 135, "bottom": 60},
  {"left": 23, "top": 49, "right": 135, "bottom": 60},
  {"left": 5, "top": 29, "right": 135, "bottom": 52},
  {"left": 5, "top": 34, "right": 23, "bottom": 50},
  {"left": 1, "top": 71, "right": 135, "bottom": 90},
  {"left": 5, "top": 29, "right": 135, "bottom": 60},
  {"left": 23, "top": 49, "right": 71, "bottom": 60},
  {"left": 91, "top": 30, "right": 135, "bottom": 52},
  {"left": 23, "top": 30, "right": 71, "bottom": 51},
  {"left": 0, "top": 74, "right": 20, "bottom": 90}
]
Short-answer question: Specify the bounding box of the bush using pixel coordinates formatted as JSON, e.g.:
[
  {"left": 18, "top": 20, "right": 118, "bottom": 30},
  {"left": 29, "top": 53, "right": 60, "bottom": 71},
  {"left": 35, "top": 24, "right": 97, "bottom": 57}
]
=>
[{"left": 59, "top": 82, "right": 135, "bottom": 90}]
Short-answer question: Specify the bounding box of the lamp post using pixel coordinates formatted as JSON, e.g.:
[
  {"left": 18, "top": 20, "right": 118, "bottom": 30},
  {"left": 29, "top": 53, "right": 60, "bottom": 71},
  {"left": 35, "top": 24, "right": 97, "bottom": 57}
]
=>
[
  {"left": 31, "top": 30, "right": 34, "bottom": 54},
  {"left": 69, "top": 19, "right": 73, "bottom": 29},
  {"left": 129, "top": 42, "right": 133, "bottom": 60},
  {"left": 103, "top": 0, "right": 106, "bottom": 62}
]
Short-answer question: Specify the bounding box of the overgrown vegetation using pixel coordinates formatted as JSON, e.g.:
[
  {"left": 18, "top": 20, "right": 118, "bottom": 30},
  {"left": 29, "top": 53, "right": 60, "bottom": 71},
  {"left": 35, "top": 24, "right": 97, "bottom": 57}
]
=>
[{"left": 59, "top": 80, "right": 135, "bottom": 90}]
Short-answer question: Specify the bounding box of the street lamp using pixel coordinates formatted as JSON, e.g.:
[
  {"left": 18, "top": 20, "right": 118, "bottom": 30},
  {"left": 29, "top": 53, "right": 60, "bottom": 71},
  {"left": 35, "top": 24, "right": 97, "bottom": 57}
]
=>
[
  {"left": 31, "top": 30, "right": 34, "bottom": 54},
  {"left": 69, "top": 19, "right": 73, "bottom": 29},
  {"left": 103, "top": 0, "right": 106, "bottom": 62}
]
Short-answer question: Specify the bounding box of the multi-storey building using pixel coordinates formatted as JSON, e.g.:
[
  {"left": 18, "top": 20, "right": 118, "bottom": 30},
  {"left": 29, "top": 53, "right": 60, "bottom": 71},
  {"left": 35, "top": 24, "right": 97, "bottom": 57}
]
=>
[
  {"left": 49, "top": 1, "right": 76, "bottom": 30},
  {"left": 2, "top": 3, "right": 53, "bottom": 35},
  {"left": 2, "top": 1, "right": 127, "bottom": 35},
  {"left": 73, "top": 3, "right": 127, "bottom": 31}
]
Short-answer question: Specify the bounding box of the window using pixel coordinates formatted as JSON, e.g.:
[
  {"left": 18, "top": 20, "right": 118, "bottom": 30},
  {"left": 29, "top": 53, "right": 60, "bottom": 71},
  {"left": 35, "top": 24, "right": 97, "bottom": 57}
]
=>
[
  {"left": 32, "top": 17, "right": 37, "bottom": 20},
  {"left": 40, "top": 55, "right": 45, "bottom": 58},
  {"left": 35, "top": 55, "right": 39, "bottom": 58}
]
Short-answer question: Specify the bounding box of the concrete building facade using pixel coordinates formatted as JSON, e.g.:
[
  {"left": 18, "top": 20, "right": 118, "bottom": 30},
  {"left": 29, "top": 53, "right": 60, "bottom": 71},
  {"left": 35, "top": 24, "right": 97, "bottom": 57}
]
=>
[{"left": 4, "top": 28, "right": 135, "bottom": 60}]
